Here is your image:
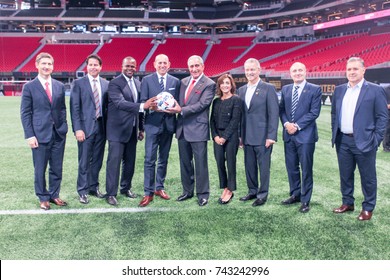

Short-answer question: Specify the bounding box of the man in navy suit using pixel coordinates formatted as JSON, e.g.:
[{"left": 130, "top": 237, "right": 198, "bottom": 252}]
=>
[
  {"left": 104, "top": 56, "right": 155, "bottom": 206},
  {"left": 169, "top": 55, "right": 216, "bottom": 206},
  {"left": 279, "top": 62, "right": 322, "bottom": 213},
  {"left": 139, "top": 54, "right": 180, "bottom": 207},
  {"left": 70, "top": 54, "right": 109, "bottom": 204},
  {"left": 331, "top": 57, "right": 388, "bottom": 221},
  {"left": 20, "top": 52, "right": 68, "bottom": 210},
  {"left": 238, "top": 58, "right": 279, "bottom": 207}
]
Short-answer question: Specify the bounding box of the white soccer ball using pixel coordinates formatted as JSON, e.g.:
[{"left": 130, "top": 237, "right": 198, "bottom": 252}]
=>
[{"left": 156, "top": 91, "right": 175, "bottom": 110}]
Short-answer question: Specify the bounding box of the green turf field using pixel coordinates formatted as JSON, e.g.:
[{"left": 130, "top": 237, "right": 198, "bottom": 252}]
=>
[{"left": 0, "top": 97, "right": 389, "bottom": 260}]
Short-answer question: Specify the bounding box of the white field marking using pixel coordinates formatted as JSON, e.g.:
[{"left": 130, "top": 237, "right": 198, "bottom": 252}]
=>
[{"left": 0, "top": 207, "right": 174, "bottom": 215}]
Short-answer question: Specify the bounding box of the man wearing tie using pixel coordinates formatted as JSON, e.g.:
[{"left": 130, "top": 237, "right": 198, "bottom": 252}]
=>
[
  {"left": 279, "top": 62, "right": 322, "bottom": 213},
  {"left": 105, "top": 56, "right": 155, "bottom": 206},
  {"left": 331, "top": 57, "right": 388, "bottom": 221},
  {"left": 20, "top": 52, "right": 68, "bottom": 210},
  {"left": 169, "top": 55, "right": 216, "bottom": 206},
  {"left": 70, "top": 54, "right": 109, "bottom": 204},
  {"left": 139, "top": 54, "right": 180, "bottom": 207},
  {"left": 238, "top": 58, "right": 279, "bottom": 207}
]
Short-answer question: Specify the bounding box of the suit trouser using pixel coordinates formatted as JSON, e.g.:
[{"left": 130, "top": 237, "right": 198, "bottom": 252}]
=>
[
  {"left": 32, "top": 128, "right": 66, "bottom": 202},
  {"left": 244, "top": 144, "right": 272, "bottom": 200},
  {"left": 105, "top": 127, "right": 137, "bottom": 196},
  {"left": 383, "top": 119, "right": 390, "bottom": 150},
  {"left": 284, "top": 138, "right": 315, "bottom": 204},
  {"left": 336, "top": 134, "right": 377, "bottom": 212},
  {"left": 178, "top": 137, "right": 209, "bottom": 200},
  {"left": 143, "top": 130, "right": 173, "bottom": 196},
  {"left": 76, "top": 118, "right": 106, "bottom": 195},
  {"left": 213, "top": 134, "right": 239, "bottom": 191}
]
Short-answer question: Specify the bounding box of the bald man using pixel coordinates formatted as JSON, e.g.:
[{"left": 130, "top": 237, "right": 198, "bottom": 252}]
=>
[
  {"left": 279, "top": 62, "right": 322, "bottom": 213},
  {"left": 139, "top": 54, "right": 180, "bottom": 207}
]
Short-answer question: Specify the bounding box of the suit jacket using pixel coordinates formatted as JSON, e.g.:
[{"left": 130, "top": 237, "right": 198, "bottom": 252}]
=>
[
  {"left": 20, "top": 77, "right": 68, "bottom": 143},
  {"left": 331, "top": 80, "right": 388, "bottom": 152},
  {"left": 279, "top": 82, "right": 322, "bottom": 144},
  {"left": 70, "top": 75, "right": 109, "bottom": 138},
  {"left": 238, "top": 80, "right": 279, "bottom": 146},
  {"left": 140, "top": 72, "right": 180, "bottom": 134},
  {"left": 176, "top": 74, "right": 216, "bottom": 142},
  {"left": 106, "top": 74, "right": 144, "bottom": 143}
]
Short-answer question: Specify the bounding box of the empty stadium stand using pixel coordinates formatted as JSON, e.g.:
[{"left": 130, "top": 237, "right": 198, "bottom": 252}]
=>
[{"left": 0, "top": 36, "right": 43, "bottom": 72}]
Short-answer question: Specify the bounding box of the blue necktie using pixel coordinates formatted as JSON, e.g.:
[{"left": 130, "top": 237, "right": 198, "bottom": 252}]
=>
[
  {"left": 291, "top": 85, "right": 299, "bottom": 122},
  {"left": 160, "top": 76, "right": 165, "bottom": 92}
]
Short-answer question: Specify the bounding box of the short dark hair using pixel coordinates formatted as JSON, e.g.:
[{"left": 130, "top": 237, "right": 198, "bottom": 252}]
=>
[{"left": 86, "top": 54, "right": 102, "bottom": 66}]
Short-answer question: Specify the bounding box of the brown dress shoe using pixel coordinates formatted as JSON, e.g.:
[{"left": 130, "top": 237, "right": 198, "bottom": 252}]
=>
[
  {"left": 139, "top": 196, "right": 153, "bottom": 207},
  {"left": 50, "top": 198, "right": 68, "bottom": 206},
  {"left": 40, "top": 201, "right": 50, "bottom": 210},
  {"left": 333, "top": 204, "right": 354, "bottom": 213},
  {"left": 155, "top": 190, "right": 170, "bottom": 200},
  {"left": 358, "top": 210, "right": 373, "bottom": 221}
]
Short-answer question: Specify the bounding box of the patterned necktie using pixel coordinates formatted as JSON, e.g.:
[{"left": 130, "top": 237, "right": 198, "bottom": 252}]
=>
[
  {"left": 184, "top": 79, "right": 196, "bottom": 104},
  {"left": 160, "top": 76, "right": 165, "bottom": 92},
  {"left": 129, "top": 79, "right": 137, "bottom": 102},
  {"left": 45, "top": 81, "right": 52, "bottom": 103},
  {"left": 291, "top": 85, "right": 299, "bottom": 122},
  {"left": 92, "top": 79, "right": 100, "bottom": 118}
]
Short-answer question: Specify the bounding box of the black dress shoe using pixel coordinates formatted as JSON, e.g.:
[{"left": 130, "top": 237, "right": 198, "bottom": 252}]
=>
[
  {"left": 281, "top": 195, "right": 300, "bottom": 205},
  {"left": 252, "top": 198, "right": 266, "bottom": 207},
  {"left": 106, "top": 196, "right": 118, "bottom": 206},
  {"left": 89, "top": 189, "right": 105, "bottom": 198},
  {"left": 299, "top": 203, "right": 310, "bottom": 213},
  {"left": 239, "top": 194, "right": 257, "bottom": 201},
  {"left": 121, "top": 190, "right": 137, "bottom": 198},
  {"left": 79, "top": 194, "right": 89, "bottom": 204},
  {"left": 221, "top": 193, "right": 234, "bottom": 205},
  {"left": 198, "top": 198, "right": 208, "bottom": 206},
  {"left": 177, "top": 193, "right": 193, "bottom": 201}
]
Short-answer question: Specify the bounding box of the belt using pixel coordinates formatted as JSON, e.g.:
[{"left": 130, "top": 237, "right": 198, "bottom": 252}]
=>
[{"left": 342, "top": 132, "right": 353, "bottom": 137}]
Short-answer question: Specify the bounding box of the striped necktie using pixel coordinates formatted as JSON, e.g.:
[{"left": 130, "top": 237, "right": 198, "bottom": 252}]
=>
[
  {"left": 93, "top": 79, "right": 100, "bottom": 118},
  {"left": 160, "top": 76, "right": 165, "bottom": 92},
  {"left": 291, "top": 85, "right": 299, "bottom": 122}
]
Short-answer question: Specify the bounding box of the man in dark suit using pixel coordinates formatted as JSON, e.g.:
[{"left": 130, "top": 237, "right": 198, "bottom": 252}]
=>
[
  {"left": 279, "top": 62, "right": 322, "bottom": 213},
  {"left": 238, "top": 58, "right": 279, "bottom": 207},
  {"left": 70, "top": 54, "right": 109, "bottom": 204},
  {"left": 139, "top": 54, "right": 180, "bottom": 207},
  {"left": 383, "top": 85, "right": 390, "bottom": 152},
  {"left": 105, "top": 56, "right": 155, "bottom": 206},
  {"left": 168, "top": 55, "right": 216, "bottom": 206},
  {"left": 331, "top": 57, "right": 388, "bottom": 221},
  {"left": 20, "top": 52, "right": 68, "bottom": 210}
]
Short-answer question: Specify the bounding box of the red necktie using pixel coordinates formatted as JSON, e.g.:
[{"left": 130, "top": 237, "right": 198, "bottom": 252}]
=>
[
  {"left": 45, "top": 82, "right": 52, "bottom": 103},
  {"left": 184, "top": 79, "right": 196, "bottom": 104}
]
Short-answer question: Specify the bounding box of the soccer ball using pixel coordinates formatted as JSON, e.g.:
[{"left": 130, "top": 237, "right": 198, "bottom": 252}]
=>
[{"left": 156, "top": 91, "right": 175, "bottom": 110}]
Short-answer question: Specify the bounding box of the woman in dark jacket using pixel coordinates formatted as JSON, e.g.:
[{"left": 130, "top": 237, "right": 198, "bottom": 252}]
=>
[{"left": 210, "top": 74, "right": 242, "bottom": 204}]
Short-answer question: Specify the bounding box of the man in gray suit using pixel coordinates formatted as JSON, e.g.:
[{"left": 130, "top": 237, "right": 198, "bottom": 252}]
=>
[
  {"left": 238, "top": 58, "right": 279, "bottom": 207},
  {"left": 169, "top": 55, "right": 216, "bottom": 206},
  {"left": 70, "top": 54, "right": 109, "bottom": 204},
  {"left": 20, "top": 52, "right": 68, "bottom": 210},
  {"left": 139, "top": 54, "right": 180, "bottom": 207}
]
